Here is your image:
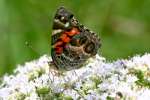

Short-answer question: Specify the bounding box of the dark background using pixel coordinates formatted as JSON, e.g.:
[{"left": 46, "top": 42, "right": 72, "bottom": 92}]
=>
[{"left": 0, "top": 0, "right": 150, "bottom": 76}]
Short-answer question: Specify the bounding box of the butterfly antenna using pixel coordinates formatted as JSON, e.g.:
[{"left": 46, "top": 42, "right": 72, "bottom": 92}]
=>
[{"left": 25, "top": 41, "right": 41, "bottom": 56}]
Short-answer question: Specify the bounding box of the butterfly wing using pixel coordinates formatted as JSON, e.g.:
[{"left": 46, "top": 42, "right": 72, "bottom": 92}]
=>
[{"left": 51, "top": 7, "right": 101, "bottom": 70}]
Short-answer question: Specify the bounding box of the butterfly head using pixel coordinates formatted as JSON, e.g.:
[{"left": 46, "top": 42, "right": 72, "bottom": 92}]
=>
[{"left": 53, "top": 7, "right": 74, "bottom": 29}]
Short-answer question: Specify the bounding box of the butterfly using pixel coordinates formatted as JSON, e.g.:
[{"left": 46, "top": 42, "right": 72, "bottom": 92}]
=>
[{"left": 51, "top": 7, "right": 101, "bottom": 71}]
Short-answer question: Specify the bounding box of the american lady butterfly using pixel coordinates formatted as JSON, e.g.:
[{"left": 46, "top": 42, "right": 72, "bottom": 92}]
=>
[{"left": 51, "top": 7, "right": 101, "bottom": 71}]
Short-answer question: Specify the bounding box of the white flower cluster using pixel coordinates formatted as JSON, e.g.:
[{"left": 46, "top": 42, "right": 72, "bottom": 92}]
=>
[{"left": 0, "top": 54, "right": 150, "bottom": 100}]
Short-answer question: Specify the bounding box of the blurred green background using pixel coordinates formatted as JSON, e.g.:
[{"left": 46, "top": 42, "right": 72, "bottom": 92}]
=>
[{"left": 0, "top": 0, "right": 150, "bottom": 76}]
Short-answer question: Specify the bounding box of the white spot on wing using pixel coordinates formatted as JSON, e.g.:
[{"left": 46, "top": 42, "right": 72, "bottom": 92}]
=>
[{"left": 52, "top": 29, "right": 63, "bottom": 35}]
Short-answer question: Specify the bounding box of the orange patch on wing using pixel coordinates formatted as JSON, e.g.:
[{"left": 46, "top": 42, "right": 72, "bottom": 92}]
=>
[
  {"left": 60, "top": 34, "right": 67, "bottom": 40},
  {"left": 66, "top": 28, "right": 80, "bottom": 36},
  {"left": 60, "top": 33, "right": 71, "bottom": 43},
  {"left": 55, "top": 47, "right": 63, "bottom": 54},
  {"left": 54, "top": 41, "right": 63, "bottom": 47},
  {"left": 62, "top": 36, "right": 71, "bottom": 43}
]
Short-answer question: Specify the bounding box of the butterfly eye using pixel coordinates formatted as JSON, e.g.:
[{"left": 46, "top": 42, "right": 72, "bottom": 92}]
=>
[
  {"left": 79, "top": 36, "right": 87, "bottom": 45},
  {"left": 84, "top": 42, "right": 95, "bottom": 54}
]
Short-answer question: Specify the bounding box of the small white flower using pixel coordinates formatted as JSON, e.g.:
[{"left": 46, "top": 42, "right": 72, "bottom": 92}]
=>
[{"left": 137, "top": 89, "right": 150, "bottom": 100}]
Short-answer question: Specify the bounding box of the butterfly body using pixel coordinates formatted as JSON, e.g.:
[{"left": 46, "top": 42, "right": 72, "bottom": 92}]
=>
[{"left": 51, "top": 7, "right": 101, "bottom": 71}]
